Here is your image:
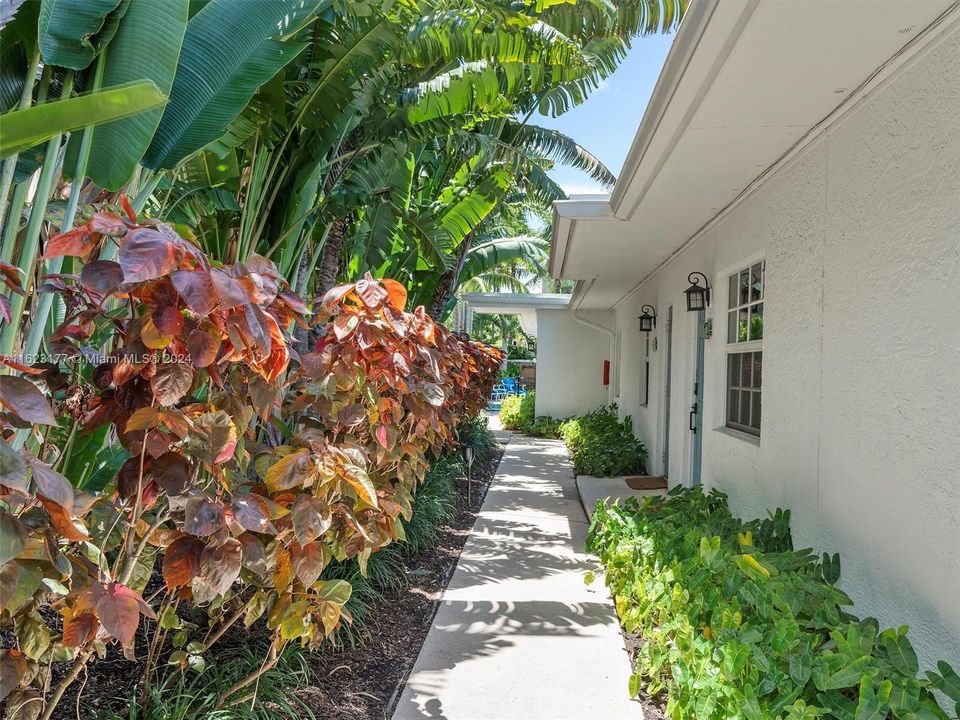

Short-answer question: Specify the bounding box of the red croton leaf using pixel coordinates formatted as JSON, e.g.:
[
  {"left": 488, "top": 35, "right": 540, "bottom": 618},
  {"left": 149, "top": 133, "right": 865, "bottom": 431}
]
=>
[
  {"left": 118, "top": 227, "right": 185, "bottom": 283},
  {"left": 192, "top": 411, "right": 237, "bottom": 464},
  {"left": 61, "top": 610, "right": 98, "bottom": 649},
  {"left": 26, "top": 456, "right": 74, "bottom": 510},
  {"left": 264, "top": 450, "right": 311, "bottom": 492},
  {"left": 291, "top": 541, "right": 329, "bottom": 587},
  {"left": 0, "top": 261, "right": 25, "bottom": 296},
  {"left": 163, "top": 534, "right": 205, "bottom": 589},
  {"left": 120, "top": 194, "right": 136, "bottom": 222},
  {"left": 154, "top": 306, "right": 184, "bottom": 336},
  {"left": 152, "top": 451, "right": 191, "bottom": 495},
  {"left": 337, "top": 403, "right": 366, "bottom": 427},
  {"left": 320, "top": 282, "right": 355, "bottom": 309},
  {"left": 0, "top": 375, "right": 57, "bottom": 424},
  {"left": 237, "top": 532, "right": 268, "bottom": 577},
  {"left": 125, "top": 407, "right": 161, "bottom": 432},
  {"left": 354, "top": 274, "right": 388, "bottom": 309},
  {"left": 38, "top": 496, "right": 88, "bottom": 541},
  {"left": 183, "top": 495, "right": 225, "bottom": 536},
  {"left": 380, "top": 278, "right": 407, "bottom": 311},
  {"left": 79, "top": 260, "right": 124, "bottom": 297},
  {"left": 291, "top": 494, "right": 331, "bottom": 545},
  {"left": 150, "top": 360, "right": 194, "bottom": 406},
  {"left": 171, "top": 270, "right": 219, "bottom": 317},
  {"left": 96, "top": 582, "right": 155, "bottom": 650},
  {"left": 374, "top": 424, "right": 397, "bottom": 451},
  {"left": 332, "top": 313, "right": 359, "bottom": 341},
  {"left": 231, "top": 493, "right": 275, "bottom": 534},
  {"left": 186, "top": 329, "right": 221, "bottom": 368},
  {"left": 210, "top": 268, "right": 253, "bottom": 309},
  {"left": 197, "top": 538, "right": 242, "bottom": 597},
  {"left": 89, "top": 211, "right": 130, "bottom": 237},
  {"left": 42, "top": 227, "right": 99, "bottom": 260}
]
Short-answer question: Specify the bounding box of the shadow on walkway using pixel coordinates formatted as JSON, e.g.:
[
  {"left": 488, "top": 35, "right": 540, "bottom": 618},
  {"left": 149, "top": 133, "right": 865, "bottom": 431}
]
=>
[{"left": 392, "top": 434, "right": 640, "bottom": 720}]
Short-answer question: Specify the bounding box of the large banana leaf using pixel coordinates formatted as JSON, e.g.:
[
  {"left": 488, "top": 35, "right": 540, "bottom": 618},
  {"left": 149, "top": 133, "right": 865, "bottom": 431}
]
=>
[
  {"left": 143, "top": 0, "right": 323, "bottom": 170},
  {"left": 37, "top": 0, "right": 123, "bottom": 69},
  {"left": 460, "top": 236, "right": 548, "bottom": 283},
  {"left": 296, "top": 14, "right": 398, "bottom": 140},
  {"left": 0, "top": 80, "right": 166, "bottom": 158},
  {"left": 0, "top": 40, "right": 26, "bottom": 113},
  {"left": 85, "top": 0, "right": 189, "bottom": 190}
]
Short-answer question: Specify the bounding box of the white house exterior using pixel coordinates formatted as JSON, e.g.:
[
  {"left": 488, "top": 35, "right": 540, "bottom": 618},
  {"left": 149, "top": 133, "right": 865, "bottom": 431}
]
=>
[{"left": 546, "top": 0, "right": 960, "bottom": 668}]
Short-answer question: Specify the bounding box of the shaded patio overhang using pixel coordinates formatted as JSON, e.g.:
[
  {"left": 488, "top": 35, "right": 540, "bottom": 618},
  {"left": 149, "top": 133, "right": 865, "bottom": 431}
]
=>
[
  {"left": 550, "top": 0, "right": 959, "bottom": 311},
  {"left": 460, "top": 292, "right": 571, "bottom": 336}
]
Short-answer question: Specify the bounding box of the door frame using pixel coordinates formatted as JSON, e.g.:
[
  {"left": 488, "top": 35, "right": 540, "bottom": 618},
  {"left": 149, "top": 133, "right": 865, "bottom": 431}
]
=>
[
  {"left": 662, "top": 305, "right": 673, "bottom": 478},
  {"left": 690, "top": 309, "right": 705, "bottom": 485}
]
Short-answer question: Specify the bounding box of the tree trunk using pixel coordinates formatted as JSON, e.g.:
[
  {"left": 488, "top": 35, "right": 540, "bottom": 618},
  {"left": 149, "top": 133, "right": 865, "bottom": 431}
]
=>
[
  {"left": 316, "top": 216, "right": 349, "bottom": 296},
  {"left": 427, "top": 232, "right": 472, "bottom": 320}
]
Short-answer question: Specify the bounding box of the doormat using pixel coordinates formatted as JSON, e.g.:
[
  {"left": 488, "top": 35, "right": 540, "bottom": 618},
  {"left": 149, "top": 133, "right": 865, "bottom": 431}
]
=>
[{"left": 625, "top": 476, "right": 668, "bottom": 490}]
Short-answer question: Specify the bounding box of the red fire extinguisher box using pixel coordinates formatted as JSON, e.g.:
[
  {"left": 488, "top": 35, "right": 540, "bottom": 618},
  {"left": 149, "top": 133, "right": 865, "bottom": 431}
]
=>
[{"left": 602, "top": 360, "right": 610, "bottom": 386}]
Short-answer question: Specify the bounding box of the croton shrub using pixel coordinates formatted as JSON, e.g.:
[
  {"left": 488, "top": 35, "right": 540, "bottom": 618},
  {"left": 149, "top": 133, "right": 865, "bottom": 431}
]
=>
[
  {"left": 586, "top": 487, "right": 960, "bottom": 720},
  {"left": 0, "top": 203, "right": 501, "bottom": 716}
]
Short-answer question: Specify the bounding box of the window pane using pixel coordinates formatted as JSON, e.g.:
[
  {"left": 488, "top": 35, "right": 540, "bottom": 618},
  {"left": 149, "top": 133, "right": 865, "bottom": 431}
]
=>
[
  {"left": 728, "top": 353, "right": 741, "bottom": 388},
  {"left": 753, "top": 351, "right": 762, "bottom": 388},
  {"left": 728, "top": 389, "right": 739, "bottom": 425},
  {"left": 739, "top": 269, "right": 750, "bottom": 305},
  {"left": 749, "top": 302, "right": 764, "bottom": 341},
  {"left": 741, "top": 353, "right": 753, "bottom": 387},
  {"left": 751, "top": 392, "right": 762, "bottom": 430},
  {"left": 728, "top": 310, "right": 737, "bottom": 343},
  {"left": 737, "top": 307, "right": 749, "bottom": 342},
  {"left": 751, "top": 263, "right": 763, "bottom": 301},
  {"left": 728, "top": 273, "right": 738, "bottom": 309},
  {"left": 740, "top": 391, "right": 752, "bottom": 426}
]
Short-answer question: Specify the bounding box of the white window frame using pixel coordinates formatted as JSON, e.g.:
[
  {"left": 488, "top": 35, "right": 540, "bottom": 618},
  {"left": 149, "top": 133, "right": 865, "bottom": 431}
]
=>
[{"left": 725, "top": 260, "right": 764, "bottom": 436}]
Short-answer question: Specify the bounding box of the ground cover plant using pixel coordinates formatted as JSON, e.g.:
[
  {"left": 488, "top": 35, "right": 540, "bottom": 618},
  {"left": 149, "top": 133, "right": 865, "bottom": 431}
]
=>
[
  {"left": 0, "top": 206, "right": 501, "bottom": 718},
  {"left": 586, "top": 487, "right": 960, "bottom": 720},
  {"left": 559, "top": 405, "right": 647, "bottom": 476}
]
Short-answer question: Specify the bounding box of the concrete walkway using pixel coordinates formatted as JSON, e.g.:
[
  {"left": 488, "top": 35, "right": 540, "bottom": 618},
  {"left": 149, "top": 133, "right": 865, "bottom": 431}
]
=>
[{"left": 392, "top": 423, "right": 641, "bottom": 720}]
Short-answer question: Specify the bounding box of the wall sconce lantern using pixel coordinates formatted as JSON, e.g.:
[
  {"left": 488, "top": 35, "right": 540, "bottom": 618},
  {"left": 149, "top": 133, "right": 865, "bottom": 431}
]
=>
[
  {"left": 684, "top": 272, "right": 711, "bottom": 312},
  {"left": 638, "top": 305, "right": 656, "bottom": 333}
]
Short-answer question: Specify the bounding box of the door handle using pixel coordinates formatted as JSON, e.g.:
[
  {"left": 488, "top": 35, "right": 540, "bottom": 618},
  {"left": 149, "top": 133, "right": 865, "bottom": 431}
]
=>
[{"left": 689, "top": 403, "right": 697, "bottom": 433}]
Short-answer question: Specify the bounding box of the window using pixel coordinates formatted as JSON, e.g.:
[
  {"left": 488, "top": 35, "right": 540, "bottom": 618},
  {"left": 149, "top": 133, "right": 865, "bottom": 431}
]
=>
[{"left": 726, "top": 262, "right": 764, "bottom": 435}]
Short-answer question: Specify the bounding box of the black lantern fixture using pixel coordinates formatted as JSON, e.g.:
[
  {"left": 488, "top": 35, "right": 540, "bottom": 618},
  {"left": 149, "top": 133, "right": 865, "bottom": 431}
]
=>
[
  {"left": 684, "top": 272, "right": 711, "bottom": 312},
  {"left": 638, "top": 305, "right": 656, "bottom": 333}
]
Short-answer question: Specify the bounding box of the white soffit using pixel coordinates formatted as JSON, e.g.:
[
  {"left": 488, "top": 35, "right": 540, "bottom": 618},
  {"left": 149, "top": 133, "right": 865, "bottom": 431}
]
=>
[
  {"left": 553, "top": 0, "right": 959, "bottom": 310},
  {"left": 460, "top": 293, "right": 572, "bottom": 335}
]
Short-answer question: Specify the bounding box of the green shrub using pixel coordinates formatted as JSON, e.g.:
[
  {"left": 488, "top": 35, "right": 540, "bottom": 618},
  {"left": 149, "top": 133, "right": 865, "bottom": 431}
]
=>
[
  {"left": 499, "top": 362, "right": 522, "bottom": 380},
  {"left": 586, "top": 487, "right": 960, "bottom": 720},
  {"left": 500, "top": 390, "right": 535, "bottom": 430},
  {"left": 457, "top": 414, "right": 496, "bottom": 463},
  {"left": 558, "top": 405, "right": 646, "bottom": 476},
  {"left": 522, "top": 415, "right": 562, "bottom": 439}
]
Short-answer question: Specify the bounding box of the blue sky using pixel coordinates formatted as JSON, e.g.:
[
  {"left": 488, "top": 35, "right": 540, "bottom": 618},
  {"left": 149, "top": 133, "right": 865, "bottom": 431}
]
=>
[{"left": 534, "top": 33, "right": 676, "bottom": 196}]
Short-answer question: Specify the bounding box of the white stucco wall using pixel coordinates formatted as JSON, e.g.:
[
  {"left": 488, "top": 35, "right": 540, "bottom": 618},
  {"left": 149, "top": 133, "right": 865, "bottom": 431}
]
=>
[
  {"left": 535, "top": 309, "right": 611, "bottom": 419},
  {"left": 607, "top": 27, "right": 960, "bottom": 668}
]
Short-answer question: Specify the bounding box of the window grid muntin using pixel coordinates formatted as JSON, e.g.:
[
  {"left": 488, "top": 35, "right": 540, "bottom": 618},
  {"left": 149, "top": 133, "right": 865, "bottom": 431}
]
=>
[
  {"left": 727, "top": 351, "right": 761, "bottom": 435},
  {"left": 727, "top": 261, "right": 765, "bottom": 344}
]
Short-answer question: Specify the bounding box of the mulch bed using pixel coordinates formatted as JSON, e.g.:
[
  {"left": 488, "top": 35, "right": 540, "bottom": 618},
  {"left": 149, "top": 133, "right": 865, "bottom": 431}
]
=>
[
  {"left": 38, "top": 443, "right": 503, "bottom": 720},
  {"left": 620, "top": 627, "right": 668, "bottom": 720},
  {"left": 294, "top": 444, "right": 503, "bottom": 720}
]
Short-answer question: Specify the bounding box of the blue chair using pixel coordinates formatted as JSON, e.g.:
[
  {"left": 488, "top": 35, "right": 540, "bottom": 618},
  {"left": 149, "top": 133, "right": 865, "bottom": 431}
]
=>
[{"left": 503, "top": 377, "right": 518, "bottom": 395}]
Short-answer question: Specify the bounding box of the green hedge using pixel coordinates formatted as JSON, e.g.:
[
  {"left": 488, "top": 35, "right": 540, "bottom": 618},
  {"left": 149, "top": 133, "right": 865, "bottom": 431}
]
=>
[
  {"left": 558, "top": 405, "right": 646, "bottom": 476},
  {"left": 499, "top": 390, "right": 535, "bottom": 430},
  {"left": 586, "top": 487, "right": 960, "bottom": 720}
]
